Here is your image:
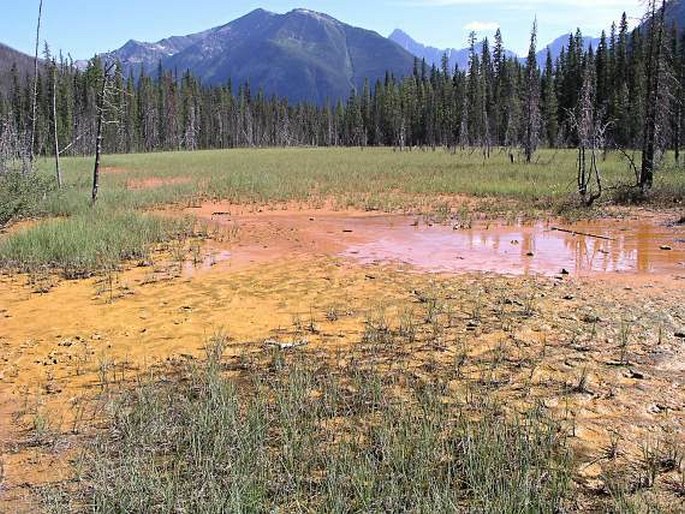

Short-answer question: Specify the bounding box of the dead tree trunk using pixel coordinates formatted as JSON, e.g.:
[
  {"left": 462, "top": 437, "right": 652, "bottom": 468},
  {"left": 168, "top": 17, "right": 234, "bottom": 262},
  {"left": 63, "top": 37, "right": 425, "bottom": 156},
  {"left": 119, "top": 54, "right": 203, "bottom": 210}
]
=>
[
  {"left": 51, "top": 63, "right": 61, "bottom": 188},
  {"left": 570, "top": 64, "right": 609, "bottom": 207},
  {"left": 640, "top": 0, "right": 667, "bottom": 193},
  {"left": 29, "top": 0, "right": 43, "bottom": 168},
  {"left": 92, "top": 64, "right": 114, "bottom": 205}
]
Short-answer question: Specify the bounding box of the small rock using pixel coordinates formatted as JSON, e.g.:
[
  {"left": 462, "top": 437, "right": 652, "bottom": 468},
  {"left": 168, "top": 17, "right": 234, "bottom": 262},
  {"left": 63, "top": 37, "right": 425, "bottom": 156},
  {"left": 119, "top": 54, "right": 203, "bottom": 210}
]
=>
[
  {"left": 45, "top": 382, "right": 62, "bottom": 394},
  {"left": 343, "top": 229, "right": 353, "bottom": 233},
  {"left": 561, "top": 268, "right": 570, "bottom": 276},
  {"left": 660, "top": 245, "right": 672, "bottom": 251},
  {"left": 563, "top": 295, "right": 575, "bottom": 301},
  {"left": 648, "top": 404, "right": 667, "bottom": 414},
  {"left": 625, "top": 369, "right": 646, "bottom": 380},
  {"left": 571, "top": 344, "right": 591, "bottom": 352},
  {"left": 675, "top": 331, "right": 685, "bottom": 339},
  {"left": 526, "top": 252, "right": 535, "bottom": 257}
]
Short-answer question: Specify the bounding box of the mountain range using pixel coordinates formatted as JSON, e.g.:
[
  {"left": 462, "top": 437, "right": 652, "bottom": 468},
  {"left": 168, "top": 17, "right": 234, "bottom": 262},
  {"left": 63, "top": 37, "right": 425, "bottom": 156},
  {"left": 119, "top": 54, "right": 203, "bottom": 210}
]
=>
[
  {"left": 389, "top": 29, "right": 599, "bottom": 70},
  {"left": 103, "top": 8, "right": 416, "bottom": 104},
  {"left": 2, "top": 4, "right": 683, "bottom": 103},
  {"left": 389, "top": 29, "right": 516, "bottom": 71},
  {"left": 101, "top": 8, "right": 603, "bottom": 103}
]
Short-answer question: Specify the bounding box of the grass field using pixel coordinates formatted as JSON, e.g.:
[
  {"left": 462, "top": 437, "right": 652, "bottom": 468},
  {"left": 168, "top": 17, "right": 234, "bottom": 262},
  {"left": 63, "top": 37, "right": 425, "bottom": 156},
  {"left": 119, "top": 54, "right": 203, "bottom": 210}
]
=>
[
  {"left": 0, "top": 211, "right": 194, "bottom": 278},
  {"left": 38, "top": 147, "right": 685, "bottom": 215}
]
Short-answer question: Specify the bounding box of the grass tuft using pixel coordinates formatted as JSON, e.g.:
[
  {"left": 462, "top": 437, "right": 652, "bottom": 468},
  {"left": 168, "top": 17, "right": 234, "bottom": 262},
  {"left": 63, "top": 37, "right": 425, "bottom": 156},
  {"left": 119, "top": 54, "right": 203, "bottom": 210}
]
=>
[
  {"left": 72, "top": 339, "right": 573, "bottom": 513},
  {"left": 0, "top": 171, "right": 54, "bottom": 227},
  {"left": 0, "top": 210, "right": 194, "bottom": 278}
]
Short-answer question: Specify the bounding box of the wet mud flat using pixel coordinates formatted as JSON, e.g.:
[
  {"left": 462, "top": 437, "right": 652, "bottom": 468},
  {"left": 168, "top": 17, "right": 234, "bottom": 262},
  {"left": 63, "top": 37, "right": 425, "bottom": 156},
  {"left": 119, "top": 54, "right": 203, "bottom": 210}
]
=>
[{"left": 1, "top": 206, "right": 684, "bottom": 511}]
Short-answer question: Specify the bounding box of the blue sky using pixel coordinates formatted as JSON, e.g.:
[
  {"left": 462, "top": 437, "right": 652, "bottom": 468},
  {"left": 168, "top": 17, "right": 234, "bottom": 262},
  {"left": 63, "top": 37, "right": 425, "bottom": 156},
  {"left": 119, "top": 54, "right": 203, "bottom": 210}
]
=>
[{"left": 1, "top": 0, "right": 644, "bottom": 59}]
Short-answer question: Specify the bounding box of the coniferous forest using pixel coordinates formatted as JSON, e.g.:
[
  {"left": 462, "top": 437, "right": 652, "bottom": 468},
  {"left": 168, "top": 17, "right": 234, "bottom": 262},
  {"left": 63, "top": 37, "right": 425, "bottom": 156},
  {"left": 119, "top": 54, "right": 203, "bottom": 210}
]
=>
[{"left": 0, "top": 9, "right": 680, "bottom": 176}]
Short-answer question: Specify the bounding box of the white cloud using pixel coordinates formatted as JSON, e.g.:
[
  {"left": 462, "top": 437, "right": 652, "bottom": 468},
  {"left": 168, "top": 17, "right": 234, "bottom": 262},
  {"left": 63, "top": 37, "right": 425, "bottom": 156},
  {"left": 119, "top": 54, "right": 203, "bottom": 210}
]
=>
[{"left": 464, "top": 21, "right": 500, "bottom": 32}]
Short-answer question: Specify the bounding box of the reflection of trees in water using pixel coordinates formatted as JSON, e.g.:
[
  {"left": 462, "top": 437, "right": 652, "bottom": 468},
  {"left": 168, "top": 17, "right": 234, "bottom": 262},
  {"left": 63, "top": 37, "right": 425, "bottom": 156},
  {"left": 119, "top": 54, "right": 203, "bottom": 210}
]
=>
[
  {"left": 558, "top": 225, "right": 656, "bottom": 273},
  {"left": 346, "top": 220, "right": 680, "bottom": 275},
  {"left": 560, "top": 230, "right": 614, "bottom": 273},
  {"left": 520, "top": 233, "right": 534, "bottom": 275},
  {"left": 635, "top": 225, "right": 653, "bottom": 273}
]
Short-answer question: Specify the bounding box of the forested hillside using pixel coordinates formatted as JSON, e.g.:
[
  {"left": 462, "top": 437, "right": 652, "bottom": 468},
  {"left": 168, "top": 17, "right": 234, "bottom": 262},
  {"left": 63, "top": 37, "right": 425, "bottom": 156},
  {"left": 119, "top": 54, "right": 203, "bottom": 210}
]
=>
[{"left": 0, "top": 43, "right": 35, "bottom": 95}]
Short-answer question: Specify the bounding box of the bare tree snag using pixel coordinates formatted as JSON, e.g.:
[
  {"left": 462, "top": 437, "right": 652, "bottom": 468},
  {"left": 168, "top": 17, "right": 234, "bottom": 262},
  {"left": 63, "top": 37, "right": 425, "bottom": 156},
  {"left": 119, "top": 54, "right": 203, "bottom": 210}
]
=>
[
  {"left": 640, "top": 0, "right": 667, "bottom": 193},
  {"left": 29, "top": 0, "right": 43, "bottom": 168},
  {"left": 566, "top": 61, "right": 613, "bottom": 207},
  {"left": 51, "top": 61, "right": 61, "bottom": 188},
  {"left": 92, "top": 63, "right": 115, "bottom": 206}
]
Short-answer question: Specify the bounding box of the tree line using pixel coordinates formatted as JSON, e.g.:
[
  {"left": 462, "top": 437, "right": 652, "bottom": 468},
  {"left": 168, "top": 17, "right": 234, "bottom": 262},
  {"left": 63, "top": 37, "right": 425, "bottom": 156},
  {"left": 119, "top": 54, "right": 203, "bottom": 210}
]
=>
[{"left": 0, "top": 2, "right": 678, "bottom": 194}]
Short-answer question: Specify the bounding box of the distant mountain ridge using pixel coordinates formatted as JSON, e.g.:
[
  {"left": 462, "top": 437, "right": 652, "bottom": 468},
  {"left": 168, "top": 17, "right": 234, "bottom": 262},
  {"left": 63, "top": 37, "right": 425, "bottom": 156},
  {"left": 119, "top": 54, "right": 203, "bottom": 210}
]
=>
[
  {"left": 540, "top": 34, "right": 601, "bottom": 65},
  {"left": 101, "top": 8, "right": 416, "bottom": 104},
  {"left": 6, "top": 4, "right": 677, "bottom": 106},
  {"left": 389, "top": 29, "right": 600, "bottom": 69},
  {"left": 0, "top": 43, "right": 36, "bottom": 96},
  {"left": 389, "top": 29, "right": 518, "bottom": 70}
]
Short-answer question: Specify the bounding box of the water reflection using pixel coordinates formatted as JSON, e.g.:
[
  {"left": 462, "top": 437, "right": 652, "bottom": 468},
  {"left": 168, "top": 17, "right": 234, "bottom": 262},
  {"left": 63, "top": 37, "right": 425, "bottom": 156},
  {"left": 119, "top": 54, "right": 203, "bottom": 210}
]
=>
[{"left": 342, "top": 219, "right": 685, "bottom": 276}]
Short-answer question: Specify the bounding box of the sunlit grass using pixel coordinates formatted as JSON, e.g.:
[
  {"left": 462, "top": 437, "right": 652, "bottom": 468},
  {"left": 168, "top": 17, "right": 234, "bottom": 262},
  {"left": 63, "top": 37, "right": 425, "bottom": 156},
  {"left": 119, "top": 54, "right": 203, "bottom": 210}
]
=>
[
  {"left": 36, "top": 147, "right": 685, "bottom": 216},
  {"left": 74, "top": 336, "right": 572, "bottom": 513},
  {"left": 0, "top": 210, "right": 194, "bottom": 278}
]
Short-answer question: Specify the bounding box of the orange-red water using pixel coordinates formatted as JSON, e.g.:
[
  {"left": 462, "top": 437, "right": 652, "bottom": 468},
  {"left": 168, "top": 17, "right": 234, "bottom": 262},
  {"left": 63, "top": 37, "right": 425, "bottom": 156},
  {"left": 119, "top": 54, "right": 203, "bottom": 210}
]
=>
[
  {"left": 196, "top": 205, "right": 685, "bottom": 278},
  {"left": 341, "top": 218, "right": 685, "bottom": 276}
]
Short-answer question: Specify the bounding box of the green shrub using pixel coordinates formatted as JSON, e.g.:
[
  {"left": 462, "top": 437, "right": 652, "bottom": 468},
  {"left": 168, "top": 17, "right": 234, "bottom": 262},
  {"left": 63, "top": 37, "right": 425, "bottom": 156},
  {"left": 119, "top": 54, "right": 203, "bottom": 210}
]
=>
[{"left": 0, "top": 171, "right": 54, "bottom": 227}]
